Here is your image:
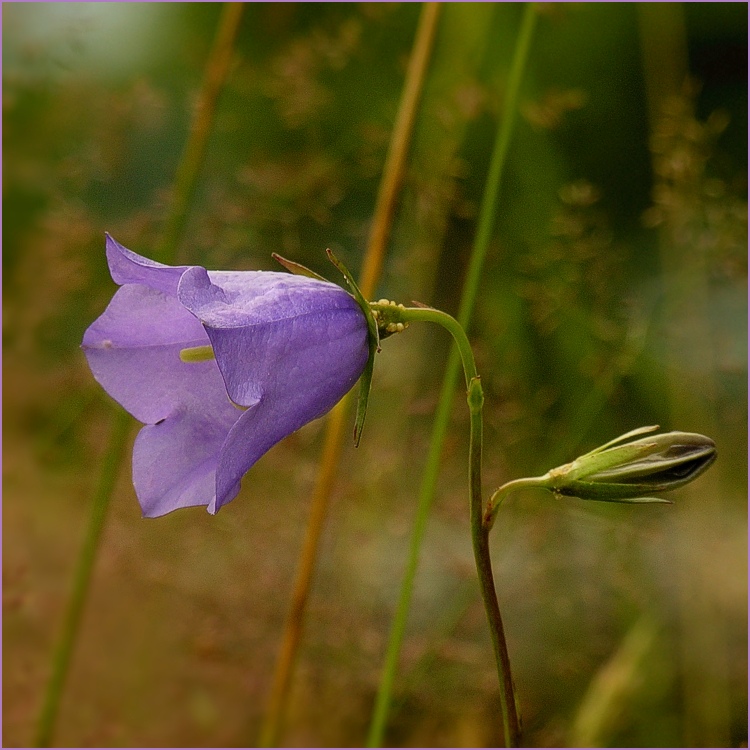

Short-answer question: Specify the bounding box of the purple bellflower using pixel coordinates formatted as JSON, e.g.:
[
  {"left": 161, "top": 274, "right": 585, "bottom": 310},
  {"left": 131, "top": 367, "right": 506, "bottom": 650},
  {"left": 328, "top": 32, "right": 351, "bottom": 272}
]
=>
[{"left": 82, "top": 235, "right": 369, "bottom": 517}]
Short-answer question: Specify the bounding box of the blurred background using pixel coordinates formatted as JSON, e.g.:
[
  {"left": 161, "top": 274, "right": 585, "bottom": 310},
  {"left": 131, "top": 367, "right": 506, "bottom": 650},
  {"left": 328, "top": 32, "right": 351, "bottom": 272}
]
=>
[{"left": 3, "top": 3, "right": 747, "bottom": 747}]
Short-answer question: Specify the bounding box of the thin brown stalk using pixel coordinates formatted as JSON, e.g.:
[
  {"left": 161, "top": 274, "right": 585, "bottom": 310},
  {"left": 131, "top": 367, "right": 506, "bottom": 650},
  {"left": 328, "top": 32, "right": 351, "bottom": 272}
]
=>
[
  {"left": 257, "top": 4, "right": 441, "bottom": 746},
  {"left": 155, "top": 2, "right": 245, "bottom": 264}
]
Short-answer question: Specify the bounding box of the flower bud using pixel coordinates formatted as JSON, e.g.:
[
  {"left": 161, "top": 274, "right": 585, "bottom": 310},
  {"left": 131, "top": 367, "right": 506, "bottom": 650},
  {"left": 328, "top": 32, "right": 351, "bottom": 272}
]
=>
[{"left": 544, "top": 426, "right": 717, "bottom": 503}]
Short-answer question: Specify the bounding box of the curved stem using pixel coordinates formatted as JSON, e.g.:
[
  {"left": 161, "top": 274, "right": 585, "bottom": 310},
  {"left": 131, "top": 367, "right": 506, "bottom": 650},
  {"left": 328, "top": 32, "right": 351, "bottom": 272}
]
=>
[
  {"left": 397, "top": 306, "right": 478, "bottom": 384},
  {"left": 366, "top": 306, "right": 476, "bottom": 748},
  {"left": 484, "top": 476, "right": 548, "bottom": 532},
  {"left": 383, "top": 305, "right": 521, "bottom": 747}
]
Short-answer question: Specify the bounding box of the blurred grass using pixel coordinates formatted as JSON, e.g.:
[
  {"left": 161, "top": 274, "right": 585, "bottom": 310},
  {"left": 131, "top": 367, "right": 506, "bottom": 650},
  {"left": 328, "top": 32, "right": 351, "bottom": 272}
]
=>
[
  {"left": 32, "top": 5, "right": 245, "bottom": 746},
  {"left": 3, "top": 3, "right": 747, "bottom": 747}
]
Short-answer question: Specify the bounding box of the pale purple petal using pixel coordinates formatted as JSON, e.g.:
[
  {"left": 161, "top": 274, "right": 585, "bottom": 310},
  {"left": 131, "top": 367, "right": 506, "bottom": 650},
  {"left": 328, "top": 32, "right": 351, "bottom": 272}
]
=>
[
  {"left": 178, "top": 265, "right": 360, "bottom": 326},
  {"left": 82, "top": 284, "right": 212, "bottom": 424},
  {"left": 133, "top": 404, "right": 242, "bottom": 517},
  {"left": 105, "top": 233, "right": 190, "bottom": 295},
  {"left": 212, "top": 390, "right": 331, "bottom": 512}
]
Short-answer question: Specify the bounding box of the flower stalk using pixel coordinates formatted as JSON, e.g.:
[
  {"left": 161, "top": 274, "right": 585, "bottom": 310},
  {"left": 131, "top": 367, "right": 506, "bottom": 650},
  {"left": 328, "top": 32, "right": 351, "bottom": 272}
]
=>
[
  {"left": 370, "top": 302, "right": 521, "bottom": 747},
  {"left": 468, "top": 376, "right": 522, "bottom": 749}
]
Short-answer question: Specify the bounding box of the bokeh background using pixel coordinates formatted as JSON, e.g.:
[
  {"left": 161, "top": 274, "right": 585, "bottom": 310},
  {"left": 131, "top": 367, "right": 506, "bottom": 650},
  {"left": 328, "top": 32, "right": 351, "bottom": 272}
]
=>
[{"left": 3, "top": 3, "right": 747, "bottom": 747}]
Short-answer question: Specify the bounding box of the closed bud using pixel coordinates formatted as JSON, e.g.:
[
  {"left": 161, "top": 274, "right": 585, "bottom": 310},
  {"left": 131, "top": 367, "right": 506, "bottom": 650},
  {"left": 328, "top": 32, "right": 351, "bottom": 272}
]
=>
[{"left": 544, "top": 426, "right": 717, "bottom": 503}]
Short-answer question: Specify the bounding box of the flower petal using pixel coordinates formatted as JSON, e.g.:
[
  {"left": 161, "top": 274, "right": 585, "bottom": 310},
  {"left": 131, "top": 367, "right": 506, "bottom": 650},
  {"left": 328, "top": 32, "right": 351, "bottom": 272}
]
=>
[
  {"left": 133, "top": 405, "right": 242, "bottom": 517},
  {"left": 82, "top": 284, "right": 215, "bottom": 423},
  {"left": 211, "top": 387, "right": 337, "bottom": 512},
  {"left": 177, "top": 266, "right": 369, "bottom": 407},
  {"left": 178, "top": 265, "right": 361, "bottom": 325},
  {"left": 105, "top": 233, "right": 191, "bottom": 295}
]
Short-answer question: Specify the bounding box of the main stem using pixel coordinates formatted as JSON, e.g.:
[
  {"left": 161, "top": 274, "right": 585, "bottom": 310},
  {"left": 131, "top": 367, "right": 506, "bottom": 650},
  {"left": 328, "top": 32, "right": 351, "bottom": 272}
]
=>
[
  {"left": 468, "top": 381, "right": 521, "bottom": 749},
  {"left": 395, "top": 305, "right": 521, "bottom": 747}
]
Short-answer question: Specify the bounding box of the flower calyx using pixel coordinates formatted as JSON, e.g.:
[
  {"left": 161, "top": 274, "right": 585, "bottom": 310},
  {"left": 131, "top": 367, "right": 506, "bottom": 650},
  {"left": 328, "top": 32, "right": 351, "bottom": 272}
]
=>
[
  {"left": 370, "top": 299, "right": 410, "bottom": 339},
  {"left": 324, "top": 249, "right": 381, "bottom": 447}
]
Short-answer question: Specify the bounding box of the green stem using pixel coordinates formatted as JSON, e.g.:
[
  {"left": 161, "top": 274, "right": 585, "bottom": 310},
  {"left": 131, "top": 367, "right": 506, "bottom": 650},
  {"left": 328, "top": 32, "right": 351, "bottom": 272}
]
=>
[
  {"left": 368, "top": 306, "right": 520, "bottom": 747},
  {"left": 483, "top": 476, "right": 548, "bottom": 532},
  {"left": 366, "top": 310, "right": 474, "bottom": 749},
  {"left": 34, "top": 411, "right": 131, "bottom": 747},
  {"left": 398, "top": 306, "right": 478, "bottom": 384},
  {"left": 366, "top": 5, "right": 537, "bottom": 745},
  {"left": 468, "top": 379, "right": 521, "bottom": 749}
]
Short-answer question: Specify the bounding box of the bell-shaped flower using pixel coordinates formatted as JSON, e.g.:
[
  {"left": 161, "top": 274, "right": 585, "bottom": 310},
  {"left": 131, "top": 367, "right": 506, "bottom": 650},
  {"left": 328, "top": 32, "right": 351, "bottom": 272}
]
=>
[{"left": 82, "top": 235, "right": 369, "bottom": 517}]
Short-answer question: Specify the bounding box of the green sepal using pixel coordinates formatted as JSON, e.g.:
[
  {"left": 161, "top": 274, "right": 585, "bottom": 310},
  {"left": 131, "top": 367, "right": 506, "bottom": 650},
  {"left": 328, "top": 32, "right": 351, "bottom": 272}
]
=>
[
  {"left": 353, "top": 345, "right": 377, "bottom": 446},
  {"left": 556, "top": 490, "right": 673, "bottom": 506},
  {"left": 272, "top": 253, "right": 329, "bottom": 282},
  {"left": 556, "top": 479, "right": 679, "bottom": 500},
  {"left": 578, "top": 425, "right": 660, "bottom": 458},
  {"left": 326, "top": 249, "right": 380, "bottom": 447}
]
